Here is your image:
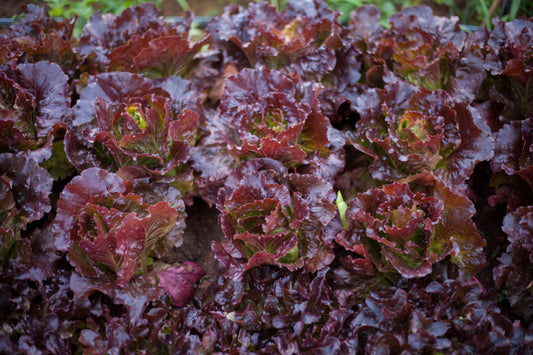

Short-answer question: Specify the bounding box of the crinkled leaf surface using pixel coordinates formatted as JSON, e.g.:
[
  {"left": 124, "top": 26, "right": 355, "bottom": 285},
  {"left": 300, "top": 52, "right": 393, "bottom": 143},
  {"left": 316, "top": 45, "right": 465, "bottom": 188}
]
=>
[
  {"left": 216, "top": 158, "right": 336, "bottom": 273},
  {"left": 108, "top": 32, "right": 210, "bottom": 79},
  {"left": 0, "top": 152, "right": 52, "bottom": 223},
  {"left": 4, "top": 5, "right": 77, "bottom": 72},
  {"left": 78, "top": 4, "right": 191, "bottom": 70}
]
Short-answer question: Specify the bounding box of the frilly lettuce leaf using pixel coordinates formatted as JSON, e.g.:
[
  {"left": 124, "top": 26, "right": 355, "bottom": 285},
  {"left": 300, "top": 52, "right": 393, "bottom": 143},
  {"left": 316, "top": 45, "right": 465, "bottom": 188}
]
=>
[
  {"left": 78, "top": 4, "right": 193, "bottom": 71},
  {"left": 0, "top": 61, "right": 72, "bottom": 154},
  {"left": 1, "top": 5, "right": 77, "bottom": 73}
]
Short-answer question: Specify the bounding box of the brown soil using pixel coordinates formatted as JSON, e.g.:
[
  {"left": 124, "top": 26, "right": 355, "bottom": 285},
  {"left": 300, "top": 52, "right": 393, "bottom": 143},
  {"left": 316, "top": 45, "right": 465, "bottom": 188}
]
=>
[{"left": 169, "top": 198, "right": 225, "bottom": 292}]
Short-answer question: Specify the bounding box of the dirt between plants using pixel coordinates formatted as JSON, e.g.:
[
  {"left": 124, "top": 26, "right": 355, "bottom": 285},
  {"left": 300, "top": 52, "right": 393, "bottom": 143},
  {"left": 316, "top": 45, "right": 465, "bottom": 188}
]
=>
[{"left": 168, "top": 198, "right": 225, "bottom": 295}]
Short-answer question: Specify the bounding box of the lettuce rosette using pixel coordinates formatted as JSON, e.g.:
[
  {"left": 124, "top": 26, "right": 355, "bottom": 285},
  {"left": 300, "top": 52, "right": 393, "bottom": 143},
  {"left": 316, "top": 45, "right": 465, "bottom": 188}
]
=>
[
  {"left": 0, "top": 5, "right": 78, "bottom": 73},
  {"left": 348, "top": 81, "right": 493, "bottom": 186},
  {"left": 51, "top": 168, "right": 186, "bottom": 287},
  {"left": 215, "top": 158, "right": 337, "bottom": 275},
  {"left": 0, "top": 61, "right": 72, "bottom": 157},
  {"left": 207, "top": 0, "right": 342, "bottom": 81},
  {"left": 77, "top": 4, "right": 200, "bottom": 75},
  {"left": 66, "top": 72, "right": 199, "bottom": 179},
  {"left": 200, "top": 66, "right": 344, "bottom": 180},
  {"left": 373, "top": 6, "right": 486, "bottom": 103},
  {"left": 337, "top": 172, "right": 486, "bottom": 279}
]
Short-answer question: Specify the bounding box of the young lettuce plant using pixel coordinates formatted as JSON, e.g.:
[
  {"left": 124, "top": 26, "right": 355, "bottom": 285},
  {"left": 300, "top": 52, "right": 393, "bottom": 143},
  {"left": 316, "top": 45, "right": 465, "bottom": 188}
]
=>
[
  {"left": 77, "top": 2, "right": 209, "bottom": 80},
  {"left": 0, "top": 61, "right": 72, "bottom": 155},
  {"left": 215, "top": 158, "right": 338, "bottom": 276},
  {"left": 0, "top": 60, "right": 76, "bottom": 181},
  {"left": 199, "top": 66, "right": 344, "bottom": 179},
  {"left": 51, "top": 168, "right": 186, "bottom": 287},
  {"left": 66, "top": 72, "right": 200, "bottom": 182},
  {"left": 367, "top": 6, "right": 486, "bottom": 103},
  {"left": 0, "top": 5, "right": 78, "bottom": 74},
  {"left": 77, "top": 3, "right": 193, "bottom": 73},
  {"left": 347, "top": 80, "right": 494, "bottom": 187},
  {"left": 207, "top": 0, "right": 343, "bottom": 81},
  {"left": 191, "top": 65, "right": 345, "bottom": 203},
  {"left": 337, "top": 172, "right": 486, "bottom": 279}
]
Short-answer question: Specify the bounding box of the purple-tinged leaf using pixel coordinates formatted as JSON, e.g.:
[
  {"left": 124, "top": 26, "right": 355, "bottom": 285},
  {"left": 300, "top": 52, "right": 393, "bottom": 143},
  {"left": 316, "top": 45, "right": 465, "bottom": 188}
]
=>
[
  {"left": 207, "top": 1, "right": 342, "bottom": 80},
  {"left": 495, "top": 206, "right": 533, "bottom": 323},
  {"left": 78, "top": 4, "right": 192, "bottom": 70},
  {"left": 3, "top": 5, "right": 77, "bottom": 73},
  {"left": 0, "top": 152, "right": 52, "bottom": 223},
  {"left": 68, "top": 72, "right": 199, "bottom": 176},
  {"left": 491, "top": 118, "right": 533, "bottom": 178},
  {"left": 108, "top": 33, "right": 210, "bottom": 79},
  {"left": 158, "top": 261, "right": 206, "bottom": 307},
  {"left": 215, "top": 67, "right": 343, "bottom": 179}
]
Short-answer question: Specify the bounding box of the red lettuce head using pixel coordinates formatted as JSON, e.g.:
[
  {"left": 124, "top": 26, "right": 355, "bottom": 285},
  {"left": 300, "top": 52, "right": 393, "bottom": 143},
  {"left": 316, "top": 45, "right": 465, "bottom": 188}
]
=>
[
  {"left": 211, "top": 66, "right": 343, "bottom": 178},
  {"left": 366, "top": 6, "right": 486, "bottom": 103},
  {"left": 67, "top": 72, "right": 199, "bottom": 176},
  {"left": 348, "top": 81, "right": 494, "bottom": 186},
  {"left": 77, "top": 4, "right": 194, "bottom": 73},
  {"left": 51, "top": 168, "right": 186, "bottom": 287},
  {"left": 337, "top": 172, "right": 486, "bottom": 279},
  {"left": 207, "top": 0, "right": 342, "bottom": 81},
  {"left": 107, "top": 30, "right": 209, "bottom": 79},
  {"left": 215, "top": 159, "right": 337, "bottom": 275}
]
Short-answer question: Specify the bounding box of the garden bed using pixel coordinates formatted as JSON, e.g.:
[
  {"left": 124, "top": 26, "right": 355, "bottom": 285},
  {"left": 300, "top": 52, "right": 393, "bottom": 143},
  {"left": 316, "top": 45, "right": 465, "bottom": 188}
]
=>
[{"left": 0, "top": 1, "right": 532, "bottom": 353}]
